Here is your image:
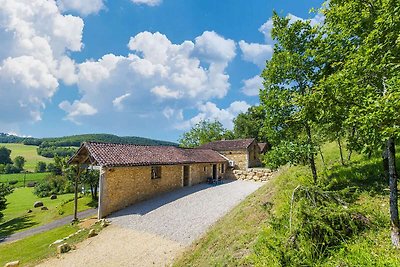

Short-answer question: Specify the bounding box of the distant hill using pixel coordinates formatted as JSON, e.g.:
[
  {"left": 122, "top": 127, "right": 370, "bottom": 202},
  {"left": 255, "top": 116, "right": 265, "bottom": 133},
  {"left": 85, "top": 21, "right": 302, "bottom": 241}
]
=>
[
  {"left": 0, "top": 133, "right": 178, "bottom": 158},
  {"left": 0, "top": 133, "right": 177, "bottom": 147}
]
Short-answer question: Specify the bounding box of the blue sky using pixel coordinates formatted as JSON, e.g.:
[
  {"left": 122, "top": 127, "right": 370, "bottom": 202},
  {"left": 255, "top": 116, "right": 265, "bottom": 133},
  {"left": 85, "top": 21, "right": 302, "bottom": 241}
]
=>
[{"left": 0, "top": 0, "right": 324, "bottom": 142}]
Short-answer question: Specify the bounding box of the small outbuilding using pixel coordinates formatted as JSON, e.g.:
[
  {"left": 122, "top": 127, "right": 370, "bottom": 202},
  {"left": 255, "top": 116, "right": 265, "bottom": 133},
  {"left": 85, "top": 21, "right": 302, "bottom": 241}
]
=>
[
  {"left": 197, "top": 138, "right": 262, "bottom": 170},
  {"left": 69, "top": 142, "right": 228, "bottom": 218}
]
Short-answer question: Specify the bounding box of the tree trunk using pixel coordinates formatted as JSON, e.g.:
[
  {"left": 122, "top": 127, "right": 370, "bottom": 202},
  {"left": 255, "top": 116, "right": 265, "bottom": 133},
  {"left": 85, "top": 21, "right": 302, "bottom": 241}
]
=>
[
  {"left": 73, "top": 165, "right": 81, "bottom": 222},
  {"left": 318, "top": 145, "right": 326, "bottom": 169},
  {"left": 347, "top": 126, "right": 356, "bottom": 161},
  {"left": 305, "top": 123, "right": 318, "bottom": 184},
  {"left": 337, "top": 136, "right": 345, "bottom": 166},
  {"left": 387, "top": 137, "right": 400, "bottom": 247},
  {"left": 347, "top": 150, "right": 353, "bottom": 162}
]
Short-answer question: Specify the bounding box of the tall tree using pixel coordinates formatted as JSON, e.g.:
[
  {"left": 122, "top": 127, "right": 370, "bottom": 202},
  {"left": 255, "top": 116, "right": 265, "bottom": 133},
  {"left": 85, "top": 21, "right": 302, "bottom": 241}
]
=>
[
  {"left": 0, "top": 147, "right": 12, "bottom": 165},
  {"left": 179, "top": 120, "right": 231, "bottom": 148},
  {"left": 14, "top": 156, "right": 26, "bottom": 171},
  {"left": 322, "top": 0, "right": 400, "bottom": 246},
  {"left": 233, "top": 106, "right": 268, "bottom": 142},
  {"left": 260, "top": 13, "right": 322, "bottom": 183}
]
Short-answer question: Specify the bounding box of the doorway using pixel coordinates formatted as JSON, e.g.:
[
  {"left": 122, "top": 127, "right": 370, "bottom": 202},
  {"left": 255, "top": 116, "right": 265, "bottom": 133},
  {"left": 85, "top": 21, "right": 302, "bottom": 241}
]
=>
[
  {"left": 183, "top": 165, "right": 190, "bottom": 186},
  {"left": 212, "top": 164, "right": 217, "bottom": 180}
]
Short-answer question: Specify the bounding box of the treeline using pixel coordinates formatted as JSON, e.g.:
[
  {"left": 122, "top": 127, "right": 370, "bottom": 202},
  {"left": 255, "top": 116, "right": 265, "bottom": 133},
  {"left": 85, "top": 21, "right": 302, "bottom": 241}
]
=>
[{"left": 0, "top": 133, "right": 178, "bottom": 158}]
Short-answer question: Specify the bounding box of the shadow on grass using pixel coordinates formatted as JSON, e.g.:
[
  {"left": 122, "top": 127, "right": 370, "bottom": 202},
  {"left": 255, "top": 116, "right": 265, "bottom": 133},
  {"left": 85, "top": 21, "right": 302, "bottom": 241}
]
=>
[
  {"left": 324, "top": 158, "right": 388, "bottom": 198},
  {"left": 87, "top": 199, "right": 98, "bottom": 208},
  {"left": 0, "top": 215, "right": 38, "bottom": 241}
]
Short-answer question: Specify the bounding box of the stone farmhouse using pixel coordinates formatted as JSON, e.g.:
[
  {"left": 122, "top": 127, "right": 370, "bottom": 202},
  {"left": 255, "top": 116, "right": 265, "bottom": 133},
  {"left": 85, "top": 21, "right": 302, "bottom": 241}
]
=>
[
  {"left": 197, "top": 138, "right": 262, "bottom": 170},
  {"left": 69, "top": 139, "right": 265, "bottom": 218},
  {"left": 69, "top": 142, "right": 229, "bottom": 218}
]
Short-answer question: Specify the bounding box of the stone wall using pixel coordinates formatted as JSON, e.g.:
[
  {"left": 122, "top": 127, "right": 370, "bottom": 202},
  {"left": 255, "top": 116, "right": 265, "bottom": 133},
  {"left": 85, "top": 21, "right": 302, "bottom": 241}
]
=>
[
  {"left": 220, "top": 150, "right": 248, "bottom": 170},
  {"left": 100, "top": 165, "right": 183, "bottom": 217},
  {"left": 231, "top": 168, "right": 273, "bottom": 182}
]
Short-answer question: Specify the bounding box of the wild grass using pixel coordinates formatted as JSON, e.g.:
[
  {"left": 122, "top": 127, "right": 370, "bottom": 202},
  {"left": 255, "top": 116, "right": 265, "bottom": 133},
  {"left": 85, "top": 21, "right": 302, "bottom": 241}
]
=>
[
  {"left": 0, "top": 187, "right": 93, "bottom": 238},
  {"left": 0, "top": 143, "right": 53, "bottom": 171},
  {"left": 0, "top": 172, "right": 49, "bottom": 187}
]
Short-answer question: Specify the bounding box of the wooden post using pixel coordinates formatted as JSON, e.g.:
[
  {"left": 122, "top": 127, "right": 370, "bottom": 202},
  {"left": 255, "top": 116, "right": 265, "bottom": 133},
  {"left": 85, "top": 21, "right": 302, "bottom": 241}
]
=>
[{"left": 73, "top": 164, "right": 82, "bottom": 222}]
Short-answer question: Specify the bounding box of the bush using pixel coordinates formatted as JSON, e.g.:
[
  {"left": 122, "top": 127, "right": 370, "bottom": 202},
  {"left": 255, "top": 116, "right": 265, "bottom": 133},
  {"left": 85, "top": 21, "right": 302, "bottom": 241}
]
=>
[
  {"left": 8, "top": 180, "right": 18, "bottom": 185},
  {"left": 35, "top": 161, "right": 47, "bottom": 173},
  {"left": 33, "top": 175, "right": 74, "bottom": 197}
]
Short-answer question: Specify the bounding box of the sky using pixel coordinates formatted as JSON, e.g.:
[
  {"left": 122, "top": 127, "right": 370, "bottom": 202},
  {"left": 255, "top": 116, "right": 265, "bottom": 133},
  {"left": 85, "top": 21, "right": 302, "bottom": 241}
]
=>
[{"left": 0, "top": 0, "right": 325, "bottom": 142}]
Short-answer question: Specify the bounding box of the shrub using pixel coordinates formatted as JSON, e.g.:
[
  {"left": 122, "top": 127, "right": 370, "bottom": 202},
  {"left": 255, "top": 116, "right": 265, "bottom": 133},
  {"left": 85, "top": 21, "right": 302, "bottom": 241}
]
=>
[
  {"left": 8, "top": 180, "right": 18, "bottom": 185},
  {"left": 35, "top": 161, "right": 47, "bottom": 173},
  {"left": 33, "top": 175, "right": 74, "bottom": 197}
]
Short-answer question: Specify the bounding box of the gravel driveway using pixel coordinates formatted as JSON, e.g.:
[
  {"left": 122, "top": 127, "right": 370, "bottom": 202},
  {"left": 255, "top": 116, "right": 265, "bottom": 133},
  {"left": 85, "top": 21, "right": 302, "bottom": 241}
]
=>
[
  {"left": 39, "top": 180, "right": 264, "bottom": 267},
  {"left": 109, "top": 179, "right": 263, "bottom": 245}
]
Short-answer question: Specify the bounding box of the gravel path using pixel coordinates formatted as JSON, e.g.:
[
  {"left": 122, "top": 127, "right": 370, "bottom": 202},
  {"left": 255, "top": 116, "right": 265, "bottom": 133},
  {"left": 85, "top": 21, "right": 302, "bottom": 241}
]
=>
[
  {"left": 0, "top": 208, "right": 97, "bottom": 244},
  {"left": 109, "top": 180, "right": 263, "bottom": 245},
  {"left": 37, "top": 180, "right": 264, "bottom": 266}
]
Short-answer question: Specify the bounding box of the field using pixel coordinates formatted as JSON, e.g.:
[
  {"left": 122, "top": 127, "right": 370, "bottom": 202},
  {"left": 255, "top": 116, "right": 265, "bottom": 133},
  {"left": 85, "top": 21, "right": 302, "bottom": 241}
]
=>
[
  {"left": 0, "top": 187, "right": 95, "bottom": 238},
  {"left": 0, "top": 143, "right": 53, "bottom": 171},
  {"left": 174, "top": 143, "right": 400, "bottom": 266},
  {"left": 0, "top": 172, "right": 48, "bottom": 187}
]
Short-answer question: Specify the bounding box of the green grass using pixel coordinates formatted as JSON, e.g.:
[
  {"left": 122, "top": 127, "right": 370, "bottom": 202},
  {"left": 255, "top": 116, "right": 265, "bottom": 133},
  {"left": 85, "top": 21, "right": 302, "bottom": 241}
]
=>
[
  {"left": 0, "top": 220, "right": 104, "bottom": 266},
  {"left": 0, "top": 187, "right": 94, "bottom": 238},
  {"left": 0, "top": 143, "right": 53, "bottom": 171},
  {"left": 0, "top": 172, "right": 49, "bottom": 187},
  {"left": 174, "top": 143, "right": 400, "bottom": 266}
]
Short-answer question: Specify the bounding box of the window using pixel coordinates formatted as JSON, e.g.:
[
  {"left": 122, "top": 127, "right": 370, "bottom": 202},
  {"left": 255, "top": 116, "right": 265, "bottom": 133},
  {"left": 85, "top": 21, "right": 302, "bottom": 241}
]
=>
[
  {"left": 220, "top": 164, "right": 225, "bottom": 173},
  {"left": 151, "top": 166, "right": 161, "bottom": 179},
  {"left": 203, "top": 166, "right": 207, "bottom": 172}
]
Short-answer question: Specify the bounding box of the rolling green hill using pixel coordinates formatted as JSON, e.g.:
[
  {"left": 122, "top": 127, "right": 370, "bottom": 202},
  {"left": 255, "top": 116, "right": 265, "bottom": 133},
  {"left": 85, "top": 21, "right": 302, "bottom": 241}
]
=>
[{"left": 0, "top": 143, "right": 53, "bottom": 171}]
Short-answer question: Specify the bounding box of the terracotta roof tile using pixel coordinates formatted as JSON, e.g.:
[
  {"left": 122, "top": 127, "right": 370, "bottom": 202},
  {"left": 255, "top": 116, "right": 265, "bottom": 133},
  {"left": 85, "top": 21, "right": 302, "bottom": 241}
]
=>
[
  {"left": 70, "top": 142, "right": 227, "bottom": 167},
  {"left": 197, "top": 138, "right": 255, "bottom": 151}
]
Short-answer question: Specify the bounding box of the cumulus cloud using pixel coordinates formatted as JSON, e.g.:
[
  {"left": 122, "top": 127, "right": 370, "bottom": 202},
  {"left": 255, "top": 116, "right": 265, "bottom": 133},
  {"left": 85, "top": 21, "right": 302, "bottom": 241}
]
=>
[
  {"left": 57, "top": 0, "right": 105, "bottom": 16},
  {"left": 238, "top": 41, "right": 272, "bottom": 68},
  {"left": 131, "top": 0, "right": 162, "bottom": 6},
  {"left": 59, "top": 100, "right": 97, "bottom": 124},
  {"left": 60, "top": 31, "right": 236, "bottom": 127},
  {"left": 241, "top": 75, "right": 263, "bottom": 96},
  {"left": 0, "top": 0, "right": 83, "bottom": 126},
  {"left": 177, "top": 101, "right": 250, "bottom": 130}
]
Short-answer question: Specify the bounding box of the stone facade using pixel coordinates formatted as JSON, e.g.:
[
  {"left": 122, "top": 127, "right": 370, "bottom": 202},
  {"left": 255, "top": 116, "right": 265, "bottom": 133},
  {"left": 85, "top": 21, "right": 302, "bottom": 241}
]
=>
[
  {"left": 220, "top": 150, "right": 248, "bottom": 170},
  {"left": 98, "top": 163, "right": 226, "bottom": 218},
  {"left": 247, "top": 141, "right": 262, "bottom": 168}
]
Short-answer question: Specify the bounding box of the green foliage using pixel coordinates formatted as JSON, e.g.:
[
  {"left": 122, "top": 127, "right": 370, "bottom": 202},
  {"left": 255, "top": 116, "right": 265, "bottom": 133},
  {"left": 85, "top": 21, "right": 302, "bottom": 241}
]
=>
[
  {"left": 13, "top": 156, "right": 25, "bottom": 171},
  {"left": 80, "top": 169, "right": 100, "bottom": 200},
  {"left": 0, "top": 183, "right": 13, "bottom": 219},
  {"left": 37, "top": 146, "right": 76, "bottom": 158},
  {"left": 33, "top": 175, "right": 73, "bottom": 197},
  {"left": 35, "top": 161, "right": 47, "bottom": 173},
  {"left": 233, "top": 106, "right": 267, "bottom": 141},
  {"left": 0, "top": 146, "right": 12, "bottom": 165},
  {"left": 179, "top": 120, "right": 232, "bottom": 148}
]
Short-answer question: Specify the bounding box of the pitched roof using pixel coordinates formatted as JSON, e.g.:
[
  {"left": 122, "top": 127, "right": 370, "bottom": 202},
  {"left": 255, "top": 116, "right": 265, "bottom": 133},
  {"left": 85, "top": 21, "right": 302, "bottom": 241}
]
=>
[
  {"left": 197, "top": 138, "right": 255, "bottom": 151},
  {"left": 258, "top": 142, "right": 268, "bottom": 153},
  {"left": 69, "top": 142, "right": 227, "bottom": 167}
]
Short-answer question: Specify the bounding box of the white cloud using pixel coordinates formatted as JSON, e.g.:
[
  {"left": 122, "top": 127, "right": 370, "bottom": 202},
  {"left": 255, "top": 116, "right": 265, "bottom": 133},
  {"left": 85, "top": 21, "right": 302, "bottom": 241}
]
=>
[
  {"left": 238, "top": 41, "right": 272, "bottom": 68},
  {"left": 241, "top": 75, "right": 263, "bottom": 96},
  {"left": 57, "top": 0, "right": 105, "bottom": 16},
  {"left": 131, "top": 0, "right": 162, "bottom": 6},
  {"left": 59, "top": 100, "right": 97, "bottom": 124},
  {"left": 58, "top": 31, "right": 238, "bottom": 133},
  {"left": 0, "top": 0, "right": 84, "bottom": 124},
  {"left": 112, "top": 93, "right": 131, "bottom": 111},
  {"left": 177, "top": 101, "right": 250, "bottom": 130}
]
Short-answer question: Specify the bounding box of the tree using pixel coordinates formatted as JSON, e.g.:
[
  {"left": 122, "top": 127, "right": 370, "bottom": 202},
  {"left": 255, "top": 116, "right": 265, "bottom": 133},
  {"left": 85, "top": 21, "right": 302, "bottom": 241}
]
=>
[
  {"left": 81, "top": 169, "right": 100, "bottom": 200},
  {"left": 0, "top": 147, "right": 12, "bottom": 165},
  {"left": 179, "top": 120, "right": 232, "bottom": 148},
  {"left": 14, "top": 156, "right": 25, "bottom": 171},
  {"left": 35, "top": 161, "right": 47, "bottom": 173},
  {"left": 260, "top": 12, "right": 322, "bottom": 183},
  {"left": 233, "top": 106, "right": 268, "bottom": 142},
  {"left": 321, "top": 0, "right": 400, "bottom": 246},
  {"left": 0, "top": 183, "right": 13, "bottom": 219}
]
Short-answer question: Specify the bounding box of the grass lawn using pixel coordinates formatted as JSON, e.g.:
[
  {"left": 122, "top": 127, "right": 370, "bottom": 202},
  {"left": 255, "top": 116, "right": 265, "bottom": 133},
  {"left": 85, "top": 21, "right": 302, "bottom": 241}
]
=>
[
  {"left": 0, "top": 172, "right": 49, "bottom": 187},
  {"left": 0, "top": 143, "right": 53, "bottom": 171},
  {"left": 0, "top": 187, "right": 95, "bottom": 238},
  {"left": 0, "top": 220, "right": 104, "bottom": 266},
  {"left": 174, "top": 143, "right": 400, "bottom": 266}
]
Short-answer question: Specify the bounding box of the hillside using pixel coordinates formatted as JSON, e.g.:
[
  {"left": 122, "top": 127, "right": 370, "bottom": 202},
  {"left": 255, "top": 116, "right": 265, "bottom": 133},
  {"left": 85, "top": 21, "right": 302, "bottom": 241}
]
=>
[
  {"left": 0, "top": 133, "right": 177, "bottom": 147},
  {"left": 0, "top": 143, "right": 53, "bottom": 171},
  {"left": 174, "top": 143, "right": 400, "bottom": 266}
]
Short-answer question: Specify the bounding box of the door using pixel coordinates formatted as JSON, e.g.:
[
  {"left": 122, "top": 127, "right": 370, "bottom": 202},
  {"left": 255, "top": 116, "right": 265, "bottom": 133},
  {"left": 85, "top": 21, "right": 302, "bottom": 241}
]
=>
[
  {"left": 183, "top": 165, "right": 190, "bottom": 186},
  {"left": 212, "top": 164, "right": 217, "bottom": 179}
]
